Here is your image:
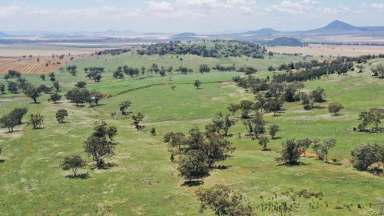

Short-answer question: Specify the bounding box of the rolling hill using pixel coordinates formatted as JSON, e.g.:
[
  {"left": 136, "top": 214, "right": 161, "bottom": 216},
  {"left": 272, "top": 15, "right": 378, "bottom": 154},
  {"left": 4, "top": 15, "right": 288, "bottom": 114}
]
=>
[{"left": 305, "top": 20, "right": 384, "bottom": 35}]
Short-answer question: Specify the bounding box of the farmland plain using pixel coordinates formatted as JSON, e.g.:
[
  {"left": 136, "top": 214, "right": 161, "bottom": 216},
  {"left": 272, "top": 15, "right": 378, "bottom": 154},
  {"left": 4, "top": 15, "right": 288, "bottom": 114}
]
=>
[{"left": 0, "top": 51, "right": 383, "bottom": 215}]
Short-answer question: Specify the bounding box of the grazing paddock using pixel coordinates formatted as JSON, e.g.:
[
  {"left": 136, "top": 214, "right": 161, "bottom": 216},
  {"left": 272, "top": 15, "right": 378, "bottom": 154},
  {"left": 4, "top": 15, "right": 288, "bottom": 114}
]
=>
[{"left": 0, "top": 49, "right": 383, "bottom": 215}]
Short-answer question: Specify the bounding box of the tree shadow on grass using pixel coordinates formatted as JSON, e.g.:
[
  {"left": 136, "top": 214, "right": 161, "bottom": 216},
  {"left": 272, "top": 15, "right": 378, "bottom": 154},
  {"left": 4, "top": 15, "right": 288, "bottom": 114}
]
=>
[
  {"left": 32, "top": 127, "right": 45, "bottom": 130},
  {"left": 276, "top": 161, "right": 310, "bottom": 167},
  {"left": 313, "top": 105, "right": 326, "bottom": 109},
  {"left": 91, "top": 162, "right": 117, "bottom": 170},
  {"left": 52, "top": 101, "right": 64, "bottom": 105},
  {"left": 182, "top": 180, "right": 204, "bottom": 187},
  {"left": 4, "top": 129, "right": 23, "bottom": 134},
  {"left": 90, "top": 103, "right": 106, "bottom": 108},
  {"left": 65, "top": 173, "right": 90, "bottom": 180},
  {"left": 261, "top": 148, "right": 272, "bottom": 152},
  {"left": 214, "top": 165, "right": 232, "bottom": 170},
  {"left": 0, "top": 159, "right": 5, "bottom": 163}
]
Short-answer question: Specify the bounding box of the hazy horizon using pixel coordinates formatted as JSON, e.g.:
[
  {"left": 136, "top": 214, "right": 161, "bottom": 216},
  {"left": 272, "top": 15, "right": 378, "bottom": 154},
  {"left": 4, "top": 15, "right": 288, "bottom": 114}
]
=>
[{"left": 0, "top": 0, "right": 384, "bottom": 34}]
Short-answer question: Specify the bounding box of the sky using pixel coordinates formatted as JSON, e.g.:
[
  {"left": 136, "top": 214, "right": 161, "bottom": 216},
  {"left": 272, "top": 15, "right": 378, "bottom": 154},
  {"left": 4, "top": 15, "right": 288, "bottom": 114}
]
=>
[{"left": 0, "top": 0, "right": 384, "bottom": 33}]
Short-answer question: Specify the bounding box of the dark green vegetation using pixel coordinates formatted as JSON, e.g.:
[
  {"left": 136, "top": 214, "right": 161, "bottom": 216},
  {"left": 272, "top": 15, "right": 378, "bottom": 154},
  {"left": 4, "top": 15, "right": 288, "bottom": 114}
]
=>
[
  {"left": 138, "top": 40, "right": 266, "bottom": 58},
  {"left": 0, "top": 41, "right": 383, "bottom": 215},
  {"left": 267, "top": 37, "right": 304, "bottom": 47}
]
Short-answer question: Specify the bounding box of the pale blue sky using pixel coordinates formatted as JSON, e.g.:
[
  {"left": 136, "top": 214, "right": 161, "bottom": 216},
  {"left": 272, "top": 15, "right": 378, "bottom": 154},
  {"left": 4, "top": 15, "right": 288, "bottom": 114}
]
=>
[{"left": 1, "top": 0, "right": 383, "bottom": 33}]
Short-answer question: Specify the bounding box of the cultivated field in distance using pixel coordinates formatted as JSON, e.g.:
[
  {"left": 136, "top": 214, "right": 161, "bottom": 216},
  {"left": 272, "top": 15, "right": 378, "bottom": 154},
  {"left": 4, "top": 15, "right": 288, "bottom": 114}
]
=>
[
  {"left": 269, "top": 44, "right": 384, "bottom": 57},
  {"left": 0, "top": 45, "right": 101, "bottom": 74}
]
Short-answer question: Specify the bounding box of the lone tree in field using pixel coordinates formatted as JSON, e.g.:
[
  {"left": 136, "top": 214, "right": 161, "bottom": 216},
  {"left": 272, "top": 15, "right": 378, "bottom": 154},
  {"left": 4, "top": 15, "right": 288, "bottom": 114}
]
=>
[
  {"left": 199, "top": 64, "right": 211, "bottom": 73},
  {"left": 300, "top": 93, "right": 314, "bottom": 110},
  {"left": 150, "top": 128, "right": 156, "bottom": 136},
  {"left": 278, "top": 139, "right": 310, "bottom": 165},
  {"left": 311, "top": 87, "right": 326, "bottom": 103},
  {"left": 258, "top": 135, "right": 270, "bottom": 151},
  {"left": 66, "top": 88, "right": 91, "bottom": 106},
  {"left": 56, "top": 109, "right": 68, "bottom": 123},
  {"left": 30, "top": 113, "right": 44, "bottom": 129},
  {"left": 25, "top": 85, "right": 41, "bottom": 103},
  {"left": 50, "top": 92, "right": 62, "bottom": 104},
  {"left": 61, "top": 155, "right": 86, "bottom": 177},
  {"left": 312, "top": 138, "right": 336, "bottom": 162},
  {"left": 351, "top": 144, "right": 384, "bottom": 171},
  {"left": 7, "top": 81, "right": 18, "bottom": 94},
  {"left": 9, "top": 108, "right": 28, "bottom": 125},
  {"left": 119, "top": 100, "right": 132, "bottom": 115},
  {"left": 84, "top": 121, "right": 117, "bottom": 169},
  {"left": 89, "top": 91, "right": 103, "bottom": 107},
  {"left": 49, "top": 72, "right": 56, "bottom": 82},
  {"left": 67, "top": 65, "right": 78, "bottom": 76},
  {"left": 197, "top": 185, "right": 254, "bottom": 216},
  {"left": 53, "top": 81, "right": 60, "bottom": 92},
  {"left": 0, "top": 108, "right": 27, "bottom": 133},
  {"left": 132, "top": 112, "right": 145, "bottom": 130},
  {"left": 194, "top": 80, "right": 202, "bottom": 89},
  {"left": 85, "top": 67, "right": 104, "bottom": 82},
  {"left": 178, "top": 150, "right": 209, "bottom": 184},
  {"left": 328, "top": 103, "right": 344, "bottom": 116},
  {"left": 269, "top": 124, "right": 279, "bottom": 139},
  {"left": 357, "top": 110, "right": 382, "bottom": 132},
  {"left": 75, "top": 81, "right": 87, "bottom": 88},
  {"left": 40, "top": 74, "right": 46, "bottom": 81},
  {"left": 0, "top": 114, "right": 19, "bottom": 133}
]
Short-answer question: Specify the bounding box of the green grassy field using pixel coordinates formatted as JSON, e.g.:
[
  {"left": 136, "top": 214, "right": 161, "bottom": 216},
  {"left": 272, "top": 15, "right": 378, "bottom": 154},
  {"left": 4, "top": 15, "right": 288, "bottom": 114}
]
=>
[{"left": 0, "top": 53, "right": 383, "bottom": 215}]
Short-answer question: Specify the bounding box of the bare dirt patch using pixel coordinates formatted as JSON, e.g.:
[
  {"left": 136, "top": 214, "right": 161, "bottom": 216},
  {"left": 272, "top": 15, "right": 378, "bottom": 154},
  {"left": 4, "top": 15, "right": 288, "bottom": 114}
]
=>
[
  {"left": 0, "top": 55, "right": 84, "bottom": 74},
  {"left": 0, "top": 45, "right": 100, "bottom": 74}
]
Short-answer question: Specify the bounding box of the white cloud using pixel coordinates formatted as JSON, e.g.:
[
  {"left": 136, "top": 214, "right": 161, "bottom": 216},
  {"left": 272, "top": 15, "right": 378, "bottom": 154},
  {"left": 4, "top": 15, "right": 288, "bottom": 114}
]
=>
[
  {"left": 370, "top": 3, "right": 384, "bottom": 9},
  {"left": 0, "top": 0, "right": 383, "bottom": 32},
  {"left": 269, "top": 0, "right": 317, "bottom": 15},
  {"left": 0, "top": 5, "right": 20, "bottom": 16}
]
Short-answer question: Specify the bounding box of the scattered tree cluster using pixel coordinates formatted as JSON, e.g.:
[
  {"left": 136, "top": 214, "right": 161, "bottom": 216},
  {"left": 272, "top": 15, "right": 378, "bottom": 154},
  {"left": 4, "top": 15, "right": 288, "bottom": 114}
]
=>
[
  {"left": 164, "top": 114, "right": 236, "bottom": 184},
  {"left": 85, "top": 67, "right": 104, "bottom": 82}
]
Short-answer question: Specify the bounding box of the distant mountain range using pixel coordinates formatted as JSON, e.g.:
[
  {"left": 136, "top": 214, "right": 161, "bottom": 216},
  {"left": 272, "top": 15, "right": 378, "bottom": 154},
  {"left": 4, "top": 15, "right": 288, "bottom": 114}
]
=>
[
  {"left": 244, "top": 28, "right": 280, "bottom": 36},
  {"left": 229, "top": 20, "right": 384, "bottom": 39},
  {"left": 166, "top": 20, "right": 384, "bottom": 45},
  {"left": 1, "top": 20, "right": 384, "bottom": 45}
]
